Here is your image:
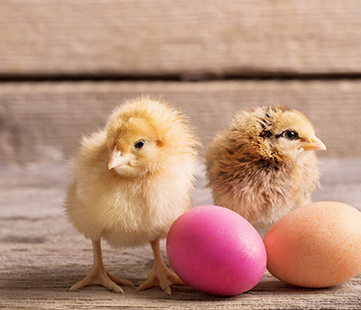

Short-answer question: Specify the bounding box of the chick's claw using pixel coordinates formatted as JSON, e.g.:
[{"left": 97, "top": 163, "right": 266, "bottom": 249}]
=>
[
  {"left": 69, "top": 239, "right": 133, "bottom": 294},
  {"left": 137, "top": 238, "right": 185, "bottom": 295},
  {"left": 137, "top": 263, "right": 185, "bottom": 295},
  {"left": 107, "top": 271, "right": 133, "bottom": 287},
  {"left": 70, "top": 267, "right": 133, "bottom": 294}
]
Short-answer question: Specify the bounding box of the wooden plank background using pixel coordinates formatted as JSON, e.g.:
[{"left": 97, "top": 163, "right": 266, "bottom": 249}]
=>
[
  {"left": 1, "top": 80, "right": 360, "bottom": 164},
  {"left": 1, "top": 1, "right": 361, "bottom": 77},
  {"left": 1, "top": 0, "right": 361, "bottom": 164}
]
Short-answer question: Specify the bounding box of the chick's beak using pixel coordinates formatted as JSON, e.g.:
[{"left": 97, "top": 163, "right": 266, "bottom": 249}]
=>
[
  {"left": 301, "top": 137, "right": 326, "bottom": 151},
  {"left": 108, "top": 147, "right": 133, "bottom": 170}
]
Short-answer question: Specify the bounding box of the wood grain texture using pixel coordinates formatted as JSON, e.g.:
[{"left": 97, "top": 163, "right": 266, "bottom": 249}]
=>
[
  {"left": 1, "top": 0, "right": 361, "bottom": 76},
  {"left": 0, "top": 160, "right": 360, "bottom": 309},
  {"left": 1, "top": 80, "right": 360, "bottom": 164}
]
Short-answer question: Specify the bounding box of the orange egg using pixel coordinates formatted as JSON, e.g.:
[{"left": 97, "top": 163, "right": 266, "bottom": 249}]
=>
[{"left": 264, "top": 201, "right": 361, "bottom": 288}]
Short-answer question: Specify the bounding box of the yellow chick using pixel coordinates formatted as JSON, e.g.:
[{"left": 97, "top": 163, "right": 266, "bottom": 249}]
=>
[
  {"left": 64, "top": 97, "right": 199, "bottom": 295},
  {"left": 205, "top": 105, "right": 326, "bottom": 230}
]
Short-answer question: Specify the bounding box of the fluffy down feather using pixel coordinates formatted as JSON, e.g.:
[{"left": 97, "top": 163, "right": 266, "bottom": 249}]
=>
[
  {"left": 64, "top": 97, "right": 199, "bottom": 294},
  {"left": 205, "top": 105, "right": 326, "bottom": 230}
]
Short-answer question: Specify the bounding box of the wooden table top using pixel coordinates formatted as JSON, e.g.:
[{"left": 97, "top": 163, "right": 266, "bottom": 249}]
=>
[{"left": 1, "top": 159, "right": 360, "bottom": 310}]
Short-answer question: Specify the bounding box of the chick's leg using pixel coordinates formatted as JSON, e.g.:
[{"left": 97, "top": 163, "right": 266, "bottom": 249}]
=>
[
  {"left": 137, "top": 238, "right": 185, "bottom": 295},
  {"left": 70, "top": 239, "right": 133, "bottom": 294}
]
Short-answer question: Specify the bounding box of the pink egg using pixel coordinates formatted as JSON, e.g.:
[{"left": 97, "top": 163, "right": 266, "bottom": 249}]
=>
[{"left": 166, "top": 205, "right": 267, "bottom": 296}]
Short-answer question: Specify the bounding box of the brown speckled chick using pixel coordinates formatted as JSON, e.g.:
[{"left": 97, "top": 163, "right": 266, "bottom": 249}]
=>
[
  {"left": 64, "top": 97, "right": 199, "bottom": 295},
  {"left": 205, "top": 106, "right": 326, "bottom": 231}
]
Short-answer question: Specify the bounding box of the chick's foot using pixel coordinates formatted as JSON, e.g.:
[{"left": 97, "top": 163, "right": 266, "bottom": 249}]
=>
[
  {"left": 137, "top": 239, "right": 185, "bottom": 295},
  {"left": 70, "top": 266, "right": 132, "bottom": 293},
  {"left": 70, "top": 239, "right": 133, "bottom": 294}
]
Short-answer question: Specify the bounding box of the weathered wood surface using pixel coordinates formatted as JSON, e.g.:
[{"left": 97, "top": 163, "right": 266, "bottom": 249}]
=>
[
  {"left": 2, "top": 1, "right": 361, "bottom": 307},
  {"left": 0, "top": 159, "right": 361, "bottom": 310},
  {"left": 1, "top": 1, "right": 361, "bottom": 77},
  {"left": 1, "top": 80, "right": 360, "bottom": 165}
]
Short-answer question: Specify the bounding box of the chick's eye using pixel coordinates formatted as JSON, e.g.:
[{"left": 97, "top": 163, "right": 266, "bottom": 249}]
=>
[
  {"left": 283, "top": 130, "right": 299, "bottom": 141},
  {"left": 134, "top": 140, "right": 145, "bottom": 149}
]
